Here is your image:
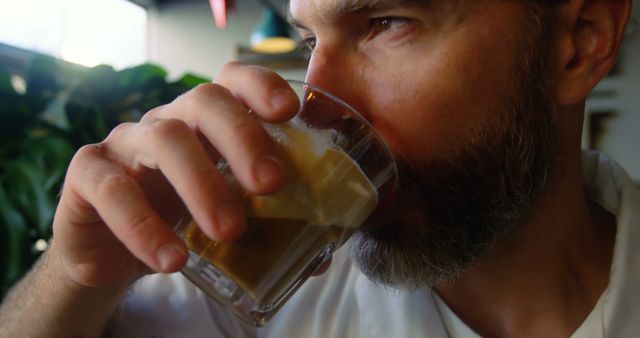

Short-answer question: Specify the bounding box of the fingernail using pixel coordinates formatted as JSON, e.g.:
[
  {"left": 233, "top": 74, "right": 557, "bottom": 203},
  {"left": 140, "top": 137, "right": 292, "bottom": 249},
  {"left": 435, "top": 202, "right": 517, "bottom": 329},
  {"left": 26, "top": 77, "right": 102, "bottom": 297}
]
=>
[
  {"left": 216, "top": 203, "right": 245, "bottom": 236},
  {"left": 157, "top": 243, "right": 187, "bottom": 271},
  {"left": 271, "top": 88, "right": 295, "bottom": 110},
  {"left": 256, "top": 155, "right": 283, "bottom": 186}
]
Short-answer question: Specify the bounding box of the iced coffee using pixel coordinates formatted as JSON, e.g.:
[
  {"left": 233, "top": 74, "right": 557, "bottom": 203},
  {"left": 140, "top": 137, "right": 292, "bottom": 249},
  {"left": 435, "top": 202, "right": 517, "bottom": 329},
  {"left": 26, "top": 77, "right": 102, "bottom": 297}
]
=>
[{"left": 176, "top": 81, "right": 396, "bottom": 326}]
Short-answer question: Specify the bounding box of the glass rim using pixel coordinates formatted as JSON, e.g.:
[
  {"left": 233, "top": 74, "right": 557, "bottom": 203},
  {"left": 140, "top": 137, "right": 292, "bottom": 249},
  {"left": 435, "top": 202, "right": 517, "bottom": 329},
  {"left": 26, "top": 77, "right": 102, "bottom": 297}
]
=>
[{"left": 285, "top": 79, "right": 399, "bottom": 189}]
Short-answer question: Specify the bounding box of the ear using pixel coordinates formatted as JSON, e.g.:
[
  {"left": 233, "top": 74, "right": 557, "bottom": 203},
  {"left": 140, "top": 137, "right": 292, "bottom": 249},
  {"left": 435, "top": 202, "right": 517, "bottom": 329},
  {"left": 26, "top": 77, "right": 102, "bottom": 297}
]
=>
[{"left": 554, "top": 0, "right": 632, "bottom": 106}]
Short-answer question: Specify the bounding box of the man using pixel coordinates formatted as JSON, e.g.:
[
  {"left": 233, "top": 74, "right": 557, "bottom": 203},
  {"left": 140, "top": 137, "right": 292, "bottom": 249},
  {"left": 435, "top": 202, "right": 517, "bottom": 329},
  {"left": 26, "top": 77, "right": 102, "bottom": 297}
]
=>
[{"left": 0, "top": 0, "right": 637, "bottom": 336}]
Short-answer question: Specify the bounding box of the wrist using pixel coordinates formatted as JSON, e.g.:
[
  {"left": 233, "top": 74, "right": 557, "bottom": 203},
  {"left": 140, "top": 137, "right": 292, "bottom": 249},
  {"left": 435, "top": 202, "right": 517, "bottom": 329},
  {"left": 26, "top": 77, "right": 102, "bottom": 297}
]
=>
[
  {"left": 45, "top": 241, "right": 131, "bottom": 299},
  {"left": 0, "top": 241, "right": 131, "bottom": 337}
]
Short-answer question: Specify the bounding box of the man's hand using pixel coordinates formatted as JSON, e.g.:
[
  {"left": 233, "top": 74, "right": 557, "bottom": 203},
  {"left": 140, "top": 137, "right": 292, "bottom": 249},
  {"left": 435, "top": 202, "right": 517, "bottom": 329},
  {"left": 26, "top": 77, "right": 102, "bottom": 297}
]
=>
[
  {"left": 0, "top": 62, "right": 299, "bottom": 337},
  {"left": 53, "top": 62, "right": 299, "bottom": 287}
]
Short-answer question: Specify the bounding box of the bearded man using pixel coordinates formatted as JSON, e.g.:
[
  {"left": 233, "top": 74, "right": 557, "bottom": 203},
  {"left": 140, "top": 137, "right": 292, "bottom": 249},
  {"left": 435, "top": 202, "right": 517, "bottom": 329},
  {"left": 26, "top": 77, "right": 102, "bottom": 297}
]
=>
[{"left": 0, "top": 0, "right": 637, "bottom": 337}]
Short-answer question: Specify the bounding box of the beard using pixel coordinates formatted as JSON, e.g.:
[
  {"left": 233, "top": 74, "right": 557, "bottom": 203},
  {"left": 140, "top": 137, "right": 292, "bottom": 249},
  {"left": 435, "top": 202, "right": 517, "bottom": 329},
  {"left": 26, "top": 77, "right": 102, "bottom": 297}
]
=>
[{"left": 350, "top": 11, "right": 559, "bottom": 290}]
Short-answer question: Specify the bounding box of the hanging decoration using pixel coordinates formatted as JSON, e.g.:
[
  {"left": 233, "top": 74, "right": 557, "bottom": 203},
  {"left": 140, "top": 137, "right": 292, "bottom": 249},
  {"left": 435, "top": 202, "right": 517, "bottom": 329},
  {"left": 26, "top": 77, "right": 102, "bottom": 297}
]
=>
[{"left": 209, "top": 0, "right": 234, "bottom": 28}]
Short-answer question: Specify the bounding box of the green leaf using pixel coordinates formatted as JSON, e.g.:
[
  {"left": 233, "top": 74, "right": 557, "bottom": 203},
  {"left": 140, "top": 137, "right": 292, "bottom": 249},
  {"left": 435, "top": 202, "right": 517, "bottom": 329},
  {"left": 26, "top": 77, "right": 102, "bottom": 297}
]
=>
[
  {"left": 0, "top": 65, "right": 17, "bottom": 95},
  {"left": 0, "top": 223, "right": 7, "bottom": 295},
  {"left": 116, "top": 63, "right": 167, "bottom": 91},
  {"left": 4, "top": 163, "right": 42, "bottom": 231},
  {"left": 175, "top": 73, "right": 209, "bottom": 89},
  {"left": 3, "top": 151, "right": 63, "bottom": 235},
  {"left": 0, "top": 57, "right": 211, "bottom": 300},
  {"left": 0, "top": 68, "right": 38, "bottom": 146},
  {"left": 64, "top": 100, "right": 110, "bottom": 146},
  {"left": 80, "top": 65, "right": 118, "bottom": 103},
  {"left": 25, "top": 56, "right": 61, "bottom": 113},
  {"left": 0, "top": 183, "right": 31, "bottom": 298},
  {"left": 36, "top": 138, "right": 74, "bottom": 190}
]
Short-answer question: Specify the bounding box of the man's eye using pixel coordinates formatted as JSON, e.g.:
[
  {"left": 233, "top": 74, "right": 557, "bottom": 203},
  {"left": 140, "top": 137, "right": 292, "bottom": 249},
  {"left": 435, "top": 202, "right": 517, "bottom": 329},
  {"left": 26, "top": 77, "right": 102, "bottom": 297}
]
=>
[
  {"left": 301, "top": 37, "right": 317, "bottom": 50},
  {"left": 375, "top": 18, "right": 394, "bottom": 31},
  {"left": 369, "top": 17, "right": 411, "bottom": 37},
  {"left": 296, "top": 37, "right": 316, "bottom": 60}
]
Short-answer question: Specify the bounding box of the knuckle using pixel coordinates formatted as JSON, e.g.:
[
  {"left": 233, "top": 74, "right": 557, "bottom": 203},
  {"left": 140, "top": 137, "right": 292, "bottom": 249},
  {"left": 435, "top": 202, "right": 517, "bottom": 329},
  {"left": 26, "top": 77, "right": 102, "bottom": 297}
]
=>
[
  {"left": 146, "top": 118, "right": 190, "bottom": 140},
  {"left": 125, "top": 213, "right": 158, "bottom": 245},
  {"left": 178, "top": 83, "right": 236, "bottom": 116},
  {"left": 141, "top": 104, "right": 167, "bottom": 122},
  {"left": 218, "top": 61, "right": 282, "bottom": 87},
  {"left": 219, "top": 61, "right": 246, "bottom": 76},
  {"left": 96, "top": 174, "right": 132, "bottom": 200},
  {"left": 65, "top": 144, "right": 106, "bottom": 187},
  {"left": 73, "top": 144, "right": 104, "bottom": 164},
  {"left": 190, "top": 82, "right": 231, "bottom": 101},
  {"left": 248, "top": 64, "right": 277, "bottom": 78},
  {"left": 222, "top": 60, "right": 274, "bottom": 78},
  {"left": 104, "top": 122, "right": 134, "bottom": 143},
  {"left": 66, "top": 147, "right": 89, "bottom": 178},
  {"left": 229, "top": 122, "right": 268, "bottom": 148}
]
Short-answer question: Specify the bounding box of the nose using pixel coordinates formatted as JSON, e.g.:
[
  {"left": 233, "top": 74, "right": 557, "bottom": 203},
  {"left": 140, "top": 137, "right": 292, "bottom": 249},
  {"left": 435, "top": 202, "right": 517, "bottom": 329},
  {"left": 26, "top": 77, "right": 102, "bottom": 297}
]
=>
[
  {"left": 304, "top": 44, "right": 341, "bottom": 93},
  {"left": 304, "top": 45, "right": 368, "bottom": 119}
]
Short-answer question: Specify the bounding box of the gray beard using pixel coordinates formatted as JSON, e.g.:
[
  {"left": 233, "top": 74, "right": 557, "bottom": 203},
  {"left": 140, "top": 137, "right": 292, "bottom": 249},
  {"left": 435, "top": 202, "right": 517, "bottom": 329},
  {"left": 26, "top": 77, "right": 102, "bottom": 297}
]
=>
[{"left": 349, "top": 13, "right": 558, "bottom": 290}]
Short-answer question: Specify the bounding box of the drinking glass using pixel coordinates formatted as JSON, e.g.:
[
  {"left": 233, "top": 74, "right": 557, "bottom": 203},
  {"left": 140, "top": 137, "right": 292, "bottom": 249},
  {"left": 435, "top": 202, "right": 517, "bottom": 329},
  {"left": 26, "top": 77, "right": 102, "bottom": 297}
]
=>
[{"left": 176, "top": 80, "right": 397, "bottom": 326}]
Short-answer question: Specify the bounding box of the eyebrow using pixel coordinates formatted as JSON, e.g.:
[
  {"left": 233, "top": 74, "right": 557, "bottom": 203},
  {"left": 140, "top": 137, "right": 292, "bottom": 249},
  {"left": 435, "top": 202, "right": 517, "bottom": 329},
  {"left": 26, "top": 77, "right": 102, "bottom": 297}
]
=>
[
  {"left": 336, "top": 0, "right": 431, "bottom": 14},
  {"left": 288, "top": 0, "right": 432, "bottom": 30}
]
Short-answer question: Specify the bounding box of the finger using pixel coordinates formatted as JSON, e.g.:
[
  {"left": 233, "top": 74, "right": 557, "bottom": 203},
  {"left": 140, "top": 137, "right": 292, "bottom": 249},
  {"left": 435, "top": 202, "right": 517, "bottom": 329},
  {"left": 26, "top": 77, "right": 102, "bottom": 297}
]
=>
[
  {"left": 215, "top": 61, "right": 299, "bottom": 122},
  {"left": 104, "top": 120, "right": 247, "bottom": 242},
  {"left": 152, "top": 83, "right": 287, "bottom": 195},
  {"left": 196, "top": 129, "right": 222, "bottom": 162},
  {"left": 138, "top": 108, "right": 222, "bottom": 166},
  {"left": 66, "top": 144, "right": 188, "bottom": 273}
]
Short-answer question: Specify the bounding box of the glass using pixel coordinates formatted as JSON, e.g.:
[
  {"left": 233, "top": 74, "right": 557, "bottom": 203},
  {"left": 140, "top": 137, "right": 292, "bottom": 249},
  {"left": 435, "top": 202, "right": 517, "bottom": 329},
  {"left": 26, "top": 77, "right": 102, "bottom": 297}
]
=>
[{"left": 175, "top": 80, "right": 397, "bottom": 326}]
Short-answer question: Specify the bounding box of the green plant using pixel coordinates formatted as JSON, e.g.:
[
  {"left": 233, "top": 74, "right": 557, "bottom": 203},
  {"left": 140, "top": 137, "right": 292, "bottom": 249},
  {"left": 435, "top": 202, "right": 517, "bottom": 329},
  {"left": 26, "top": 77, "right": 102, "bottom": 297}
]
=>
[{"left": 0, "top": 55, "right": 208, "bottom": 300}]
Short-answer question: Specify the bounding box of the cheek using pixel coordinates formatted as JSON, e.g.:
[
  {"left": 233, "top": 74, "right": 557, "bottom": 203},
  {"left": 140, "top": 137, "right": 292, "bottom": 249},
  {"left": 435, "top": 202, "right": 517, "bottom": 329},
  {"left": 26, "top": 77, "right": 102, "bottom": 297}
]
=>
[
  {"left": 362, "top": 34, "right": 518, "bottom": 164},
  {"left": 362, "top": 62, "right": 483, "bottom": 164}
]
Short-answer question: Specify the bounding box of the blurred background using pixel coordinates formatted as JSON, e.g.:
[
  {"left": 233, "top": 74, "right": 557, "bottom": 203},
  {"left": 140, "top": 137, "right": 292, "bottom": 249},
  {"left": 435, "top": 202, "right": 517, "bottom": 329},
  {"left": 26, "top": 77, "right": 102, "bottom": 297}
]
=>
[{"left": 0, "top": 0, "right": 638, "bottom": 299}]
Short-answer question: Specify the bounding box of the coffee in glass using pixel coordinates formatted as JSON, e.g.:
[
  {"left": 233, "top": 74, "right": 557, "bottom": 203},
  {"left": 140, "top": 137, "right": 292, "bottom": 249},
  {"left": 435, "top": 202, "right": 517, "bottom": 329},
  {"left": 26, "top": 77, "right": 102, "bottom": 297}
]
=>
[{"left": 176, "top": 81, "right": 397, "bottom": 326}]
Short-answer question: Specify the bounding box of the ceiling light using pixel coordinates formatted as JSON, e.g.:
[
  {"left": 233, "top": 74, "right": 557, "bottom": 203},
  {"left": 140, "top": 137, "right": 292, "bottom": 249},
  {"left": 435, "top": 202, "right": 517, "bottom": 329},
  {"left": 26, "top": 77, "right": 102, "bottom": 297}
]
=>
[{"left": 250, "top": 9, "right": 296, "bottom": 54}]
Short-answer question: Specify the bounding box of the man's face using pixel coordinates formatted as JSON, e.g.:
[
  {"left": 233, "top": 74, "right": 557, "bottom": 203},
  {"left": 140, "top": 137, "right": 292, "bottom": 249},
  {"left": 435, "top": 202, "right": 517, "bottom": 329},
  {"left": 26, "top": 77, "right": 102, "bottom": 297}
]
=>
[{"left": 290, "top": 0, "right": 558, "bottom": 288}]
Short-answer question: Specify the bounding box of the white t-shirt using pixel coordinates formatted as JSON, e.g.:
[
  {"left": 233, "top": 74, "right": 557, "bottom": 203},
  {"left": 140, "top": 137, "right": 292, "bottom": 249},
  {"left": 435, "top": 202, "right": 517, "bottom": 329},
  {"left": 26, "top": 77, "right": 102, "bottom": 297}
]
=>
[{"left": 107, "top": 151, "right": 640, "bottom": 337}]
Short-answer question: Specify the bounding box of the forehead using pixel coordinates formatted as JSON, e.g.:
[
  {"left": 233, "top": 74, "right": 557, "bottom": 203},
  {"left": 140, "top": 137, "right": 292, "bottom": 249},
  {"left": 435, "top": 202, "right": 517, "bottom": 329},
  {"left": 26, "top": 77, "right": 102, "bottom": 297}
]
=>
[
  {"left": 289, "top": 0, "right": 432, "bottom": 22},
  {"left": 291, "top": 0, "right": 430, "bottom": 11}
]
